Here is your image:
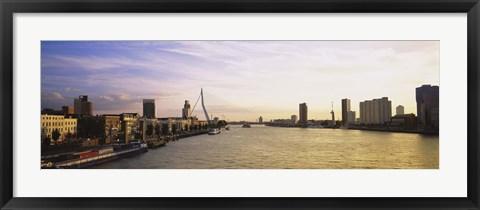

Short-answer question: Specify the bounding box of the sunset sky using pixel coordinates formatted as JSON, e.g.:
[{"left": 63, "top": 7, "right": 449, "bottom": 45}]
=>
[{"left": 41, "top": 41, "right": 439, "bottom": 121}]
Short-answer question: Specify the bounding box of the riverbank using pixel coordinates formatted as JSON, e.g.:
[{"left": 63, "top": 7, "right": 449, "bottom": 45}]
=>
[
  {"left": 347, "top": 127, "right": 439, "bottom": 135},
  {"left": 42, "top": 130, "right": 210, "bottom": 169}
]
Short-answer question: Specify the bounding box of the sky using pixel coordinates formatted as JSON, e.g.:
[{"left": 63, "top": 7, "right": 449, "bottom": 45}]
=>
[{"left": 41, "top": 41, "right": 439, "bottom": 122}]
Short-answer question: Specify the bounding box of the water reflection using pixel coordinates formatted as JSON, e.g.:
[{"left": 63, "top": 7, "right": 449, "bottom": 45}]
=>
[{"left": 91, "top": 125, "right": 438, "bottom": 169}]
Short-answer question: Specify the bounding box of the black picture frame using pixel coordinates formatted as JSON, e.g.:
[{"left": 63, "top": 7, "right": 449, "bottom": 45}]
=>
[{"left": 1, "top": 0, "right": 479, "bottom": 209}]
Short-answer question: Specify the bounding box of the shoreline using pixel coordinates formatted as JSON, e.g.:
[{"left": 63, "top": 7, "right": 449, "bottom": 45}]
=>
[
  {"left": 346, "top": 127, "right": 439, "bottom": 135},
  {"left": 265, "top": 124, "right": 438, "bottom": 135}
]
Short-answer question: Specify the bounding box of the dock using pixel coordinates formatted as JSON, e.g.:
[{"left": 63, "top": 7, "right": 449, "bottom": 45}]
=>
[
  {"left": 42, "top": 130, "right": 210, "bottom": 169},
  {"left": 52, "top": 146, "right": 148, "bottom": 169}
]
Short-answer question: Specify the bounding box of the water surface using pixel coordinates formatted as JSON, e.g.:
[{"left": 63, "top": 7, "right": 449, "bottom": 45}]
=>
[{"left": 91, "top": 125, "right": 439, "bottom": 169}]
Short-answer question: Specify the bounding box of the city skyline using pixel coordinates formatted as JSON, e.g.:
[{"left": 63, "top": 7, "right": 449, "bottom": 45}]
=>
[{"left": 42, "top": 41, "right": 439, "bottom": 121}]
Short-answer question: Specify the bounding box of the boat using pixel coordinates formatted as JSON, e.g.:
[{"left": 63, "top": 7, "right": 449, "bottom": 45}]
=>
[
  {"left": 208, "top": 128, "right": 221, "bottom": 135},
  {"left": 242, "top": 124, "right": 251, "bottom": 128}
]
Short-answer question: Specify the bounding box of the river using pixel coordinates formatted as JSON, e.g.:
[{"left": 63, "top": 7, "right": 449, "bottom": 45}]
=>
[{"left": 91, "top": 125, "right": 439, "bottom": 169}]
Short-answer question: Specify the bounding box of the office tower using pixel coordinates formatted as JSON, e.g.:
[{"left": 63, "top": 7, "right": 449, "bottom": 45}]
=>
[
  {"left": 299, "top": 103, "right": 308, "bottom": 127},
  {"left": 359, "top": 97, "right": 392, "bottom": 124},
  {"left": 396, "top": 105, "right": 405, "bottom": 116},
  {"left": 74, "top": 95, "right": 93, "bottom": 116},
  {"left": 416, "top": 85, "right": 439, "bottom": 130},
  {"left": 341, "top": 98, "right": 351, "bottom": 127},
  {"left": 143, "top": 99, "right": 156, "bottom": 119},
  {"left": 182, "top": 100, "right": 191, "bottom": 119},
  {"left": 347, "top": 111, "right": 356, "bottom": 125}
]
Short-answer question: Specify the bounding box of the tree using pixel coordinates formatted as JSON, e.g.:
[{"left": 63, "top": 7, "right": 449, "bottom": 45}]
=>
[
  {"left": 217, "top": 120, "right": 228, "bottom": 127},
  {"left": 162, "top": 124, "right": 169, "bottom": 136},
  {"left": 66, "top": 132, "right": 73, "bottom": 141},
  {"left": 51, "top": 129, "right": 61, "bottom": 143},
  {"left": 146, "top": 124, "right": 154, "bottom": 136},
  {"left": 154, "top": 124, "right": 161, "bottom": 136},
  {"left": 42, "top": 137, "right": 51, "bottom": 147}
]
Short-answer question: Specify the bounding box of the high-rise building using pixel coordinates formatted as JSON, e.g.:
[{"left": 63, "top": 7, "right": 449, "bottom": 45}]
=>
[
  {"left": 396, "top": 105, "right": 404, "bottom": 116},
  {"left": 62, "top": 106, "right": 74, "bottom": 115},
  {"left": 416, "top": 85, "right": 439, "bottom": 130},
  {"left": 182, "top": 100, "right": 191, "bottom": 119},
  {"left": 341, "top": 98, "right": 351, "bottom": 127},
  {"left": 143, "top": 99, "right": 156, "bottom": 119},
  {"left": 259, "top": 116, "right": 263, "bottom": 123},
  {"left": 347, "top": 111, "right": 356, "bottom": 125},
  {"left": 299, "top": 103, "right": 308, "bottom": 127},
  {"left": 74, "top": 95, "right": 93, "bottom": 116},
  {"left": 359, "top": 97, "right": 392, "bottom": 124},
  {"left": 291, "top": 115, "right": 298, "bottom": 124}
]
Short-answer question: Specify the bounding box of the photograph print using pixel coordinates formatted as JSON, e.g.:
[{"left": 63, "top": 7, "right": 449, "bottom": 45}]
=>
[{"left": 40, "top": 41, "right": 439, "bottom": 169}]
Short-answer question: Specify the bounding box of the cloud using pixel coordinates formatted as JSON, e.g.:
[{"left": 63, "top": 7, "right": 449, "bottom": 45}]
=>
[
  {"left": 99, "top": 96, "right": 114, "bottom": 101},
  {"left": 41, "top": 41, "right": 439, "bottom": 119},
  {"left": 42, "top": 91, "right": 65, "bottom": 100},
  {"left": 63, "top": 87, "right": 82, "bottom": 92}
]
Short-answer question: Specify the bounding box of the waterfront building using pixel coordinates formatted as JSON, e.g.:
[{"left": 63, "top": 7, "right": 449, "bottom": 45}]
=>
[
  {"left": 396, "top": 105, "right": 404, "bottom": 115},
  {"left": 359, "top": 101, "right": 367, "bottom": 124},
  {"left": 143, "top": 99, "right": 156, "bottom": 119},
  {"left": 431, "top": 107, "right": 439, "bottom": 130},
  {"left": 359, "top": 97, "right": 392, "bottom": 124},
  {"left": 159, "top": 117, "right": 199, "bottom": 134},
  {"left": 41, "top": 114, "right": 77, "bottom": 142},
  {"left": 391, "top": 113, "right": 418, "bottom": 130},
  {"left": 341, "top": 98, "right": 351, "bottom": 127},
  {"left": 62, "top": 106, "right": 74, "bottom": 115},
  {"left": 291, "top": 115, "right": 298, "bottom": 124},
  {"left": 120, "top": 113, "right": 140, "bottom": 143},
  {"left": 416, "top": 85, "right": 439, "bottom": 130},
  {"left": 299, "top": 103, "right": 308, "bottom": 127},
  {"left": 347, "top": 111, "right": 356, "bottom": 125},
  {"left": 182, "top": 100, "right": 191, "bottom": 119},
  {"left": 259, "top": 116, "right": 263, "bottom": 123},
  {"left": 76, "top": 114, "right": 124, "bottom": 144},
  {"left": 41, "top": 108, "right": 64, "bottom": 115},
  {"left": 74, "top": 95, "right": 93, "bottom": 116},
  {"left": 104, "top": 114, "right": 121, "bottom": 143},
  {"left": 271, "top": 119, "right": 296, "bottom": 127},
  {"left": 139, "top": 118, "right": 159, "bottom": 141},
  {"left": 189, "top": 117, "right": 206, "bottom": 130},
  {"left": 77, "top": 116, "right": 107, "bottom": 140}
]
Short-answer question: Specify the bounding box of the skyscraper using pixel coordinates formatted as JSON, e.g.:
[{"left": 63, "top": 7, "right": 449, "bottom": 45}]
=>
[
  {"left": 359, "top": 97, "right": 392, "bottom": 124},
  {"left": 299, "top": 103, "right": 308, "bottom": 127},
  {"left": 416, "top": 85, "right": 439, "bottom": 130},
  {"left": 74, "top": 95, "right": 93, "bottom": 116},
  {"left": 341, "top": 98, "right": 351, "bottom": 127},
  {"left": 396, "top": 105, "right": 404, "bottom": 116},
  {"left": 347, "top": 111, "right": 356, "bottom": 125},
  {"left": 143, "top": 99, "right": 156, "bottom": 119},
  {"left": 182, "top": 100, "right": 191, "bottom": 119},
  {"left": 259, "top": 116, "right": 263, "bottom": 123}
]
